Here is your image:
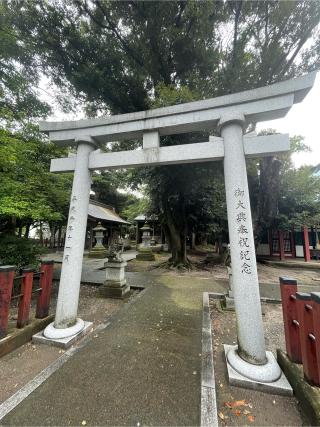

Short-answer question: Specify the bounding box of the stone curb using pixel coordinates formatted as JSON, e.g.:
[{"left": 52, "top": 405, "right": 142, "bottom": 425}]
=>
[
  {"left": 277, "top": 349, "right": 320, "bottom": 425},
  {"left": 0, "top": 316, "right": 54, "bottom": 359},
  {"left": 201, "top": 292, "right": 218, "bottom": 427}
]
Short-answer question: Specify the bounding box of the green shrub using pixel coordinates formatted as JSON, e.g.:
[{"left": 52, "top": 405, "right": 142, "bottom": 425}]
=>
[{"left": 0, "top": 234, "right": 42, "bottom": 271}]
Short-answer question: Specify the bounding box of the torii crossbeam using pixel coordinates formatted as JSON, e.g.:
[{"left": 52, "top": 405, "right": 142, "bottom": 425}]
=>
[{"left": 40, "top": 72, "right": 317, "bottom": 392}]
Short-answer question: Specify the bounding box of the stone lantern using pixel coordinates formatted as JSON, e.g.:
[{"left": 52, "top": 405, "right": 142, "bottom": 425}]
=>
[
  {"left": 141, "top": 222, "right": 151, "bottom": 248},
  {"left": 136, "top": 222, "right": 155, "bottom": 261},
  {"left": 89, "top": 222, "right": 107, "bottom": 258}
]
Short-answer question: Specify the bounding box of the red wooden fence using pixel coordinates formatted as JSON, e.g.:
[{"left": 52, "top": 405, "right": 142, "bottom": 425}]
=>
[
  {"left": 0, "top": 261, "right": 54, "bottom": 340},
  {"left": 280, "top": 276, "right": 320, "bottom": 386}
]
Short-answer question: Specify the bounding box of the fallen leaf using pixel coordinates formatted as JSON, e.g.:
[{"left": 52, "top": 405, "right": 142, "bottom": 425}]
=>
[
  {"left": 243, "top": 409, "right": 251, "bottom": 415},
  {"left": 224, "top": 399, "right": 247, "bottom": 408},
  {"left": 218, "top": 412, "right": 225, "bottom": 420},
  {"left": 248, "top": 415, "right": 255, "bottom": 423}
]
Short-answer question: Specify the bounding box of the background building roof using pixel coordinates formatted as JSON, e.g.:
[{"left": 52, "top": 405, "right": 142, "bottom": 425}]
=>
[{"left": 89, "top": 200, "right": 129, "bottom": 225}]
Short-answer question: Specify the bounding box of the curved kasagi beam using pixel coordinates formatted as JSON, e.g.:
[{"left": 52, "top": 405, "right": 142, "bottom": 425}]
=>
[{"left": 40, "top": 72, "right": 316, "bottom": 146}]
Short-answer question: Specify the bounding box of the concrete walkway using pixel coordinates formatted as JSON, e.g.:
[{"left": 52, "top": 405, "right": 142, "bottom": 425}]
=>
[{"left": 2, "top": 274, "right": 220, "bottom": 426}]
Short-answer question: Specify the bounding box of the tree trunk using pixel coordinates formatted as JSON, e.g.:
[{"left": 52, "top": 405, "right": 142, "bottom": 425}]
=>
[
  {"left": 254, "top": 156, "right": 282, "bottom": 247},
  {"left": 57, "top": 226, "right": 62, "bottom": 249},
  {"left": 164, "top": 195, "right": 189, "bottom": 267},
  {"left": 24, "top": 223, "right": 31, "bottom": 239},
  {"left": 39, "top": 221, "right": 44, "bottom": 246}
]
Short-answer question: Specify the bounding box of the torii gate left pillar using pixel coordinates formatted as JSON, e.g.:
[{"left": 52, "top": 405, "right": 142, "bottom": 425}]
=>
[{"left": 44, "top": 137, "right": 96, "bottom": 340}]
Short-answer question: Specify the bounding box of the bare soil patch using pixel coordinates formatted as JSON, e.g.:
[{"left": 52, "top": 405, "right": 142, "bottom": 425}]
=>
[{"left": 210, "top": 299, "right": 308, "bottom": 426}]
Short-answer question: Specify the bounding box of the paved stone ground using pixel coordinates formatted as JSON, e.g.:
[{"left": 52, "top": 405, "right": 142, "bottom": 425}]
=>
[
  {"left": 3, "top": 256, "right": 319, "bottom": 426},
  {"left": 2, "top": 274, "right": 220, "bottom": 426}
]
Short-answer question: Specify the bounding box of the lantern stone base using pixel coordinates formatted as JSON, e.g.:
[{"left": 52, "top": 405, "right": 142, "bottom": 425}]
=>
[
  {"left": 99, "top": 281, "right": 130, "bottom": 299},
  {"left": 88, "top": 247, "right": 108, "bottom": 259},
  {"left": 99, "top": 260, "right": 130, "bottom": 299},
  {"left": 136, "top": 247, "right": 155, "bottom": 261}
]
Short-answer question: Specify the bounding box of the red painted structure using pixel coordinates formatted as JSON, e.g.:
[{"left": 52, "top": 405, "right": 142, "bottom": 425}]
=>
[
  {"left": 281, "top": 277, "right": 320, "bottom": 386},
  {"left": 36, "top": 260, "right": 54, "bottom": 319},
  {"left": 296, "top": 292, "right": 319, "bottom": 385},
  {"left": 311, "top": 292, "right": 320, "bottom": 384},
  {"left": 17, "top": 269, "right": 34, "bottom": 328},
  {"left": 0, "top": 266, "right": 15, "bottom": 339},
  {"left": 0, "top": 261, "right": 54, "bottom": 339},
  {"left": 264, "top": 226, "right": 317, "bottom": 261},
  {"left": 302, "top": 225, "right": 311, "bottom": 262},
  {"left": 279, "top": 277, "right": 301, "bottom": 363}
]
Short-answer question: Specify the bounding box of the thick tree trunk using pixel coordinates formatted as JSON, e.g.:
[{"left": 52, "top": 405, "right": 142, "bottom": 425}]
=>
[
  {"left": 164, "top": 195, "right": 189, "bottom": 267},
  {"left": 254, "top": 156, "right": 282, "bottom": 246}
]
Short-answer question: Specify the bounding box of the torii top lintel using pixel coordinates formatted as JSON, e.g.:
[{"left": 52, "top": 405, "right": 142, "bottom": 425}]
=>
[{"left": 40, "top": 72, "right": 316, "bottom": 146}]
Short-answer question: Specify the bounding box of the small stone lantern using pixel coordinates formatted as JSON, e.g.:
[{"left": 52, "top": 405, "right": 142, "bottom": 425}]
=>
[
  {"left": 88, "top": 222, "right": 108, "bottom": 258},
  {"left": 141, "top": 222, "right": 152, "bottom": 248},
  {"left": 136, "top": 222, "right": 155, "bottom": 261}
]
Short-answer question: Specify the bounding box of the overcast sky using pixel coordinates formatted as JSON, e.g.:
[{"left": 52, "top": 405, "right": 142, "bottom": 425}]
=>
[
  {"left": 257, "top": 73, "right": 320, "bottom": 168},
  {"left": 42, "top": 73, "right": 320, "bottom": 169}
]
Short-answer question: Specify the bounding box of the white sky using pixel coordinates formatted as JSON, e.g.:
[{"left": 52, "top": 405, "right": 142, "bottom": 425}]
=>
[
  {"left": 257, "top": 73, "right": 320, "bottom": 168},
  {"left": 41, "top": 73, "right": 320, "bottom": 169}
]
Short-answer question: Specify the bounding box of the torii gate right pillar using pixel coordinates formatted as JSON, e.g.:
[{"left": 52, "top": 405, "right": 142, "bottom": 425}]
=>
[{"left": 220, "top": 113, "right": 282, "bottom": 383}]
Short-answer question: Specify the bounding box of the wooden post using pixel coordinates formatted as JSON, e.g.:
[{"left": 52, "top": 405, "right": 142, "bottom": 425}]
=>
[
  {"left": 17, "top": 268, "right": 34, "bottom": 328},
  {"left": 36, "top": 261, "right": 54, "bottom": 319},
  {"left": 302, "top": 226, "right": 311, "bottom": 262},
  {"left": 279, "top": 277, "right": 301, "bottom": 363},
  {"left": 0, "top": 266, "right": 15, "bottom": 339},
  {"left": 278, "top": 230, "right": 285, "bottom": 261},
  {"left": 311, "top": 292, "right": 320, "bottom": 384},
  {"left": 296, "top": 292, "right": 319, "bottom": 385}
]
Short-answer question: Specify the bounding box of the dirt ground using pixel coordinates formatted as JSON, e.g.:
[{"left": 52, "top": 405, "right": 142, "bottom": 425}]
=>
[
  {"left": 210, "top": 299, "right": 309, "bottom": 426},
  {"left": 127, "top": 251, "right": 320, "bottom": 285},
  {"left": 0, "top": 284, "right": 137, "bottom": 404}
]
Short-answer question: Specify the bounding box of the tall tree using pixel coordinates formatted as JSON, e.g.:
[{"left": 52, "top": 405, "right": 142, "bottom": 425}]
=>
[
  {"left": 0, "top": 126, "right": 72, "bottom": 235},
  {"left": 5, "top": 0, "right": 320, "bottom": 264}
]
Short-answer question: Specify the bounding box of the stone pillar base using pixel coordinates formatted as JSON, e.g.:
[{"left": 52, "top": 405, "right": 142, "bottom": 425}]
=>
[
  {"left": 33, "top": 320, "right": 93, "bottom": 349},
  {"left": 224, "top": 344, "right": 292, "bottom": 395},
  {"left": 88, "top": 248, "right": 108, "bottom": 259}
]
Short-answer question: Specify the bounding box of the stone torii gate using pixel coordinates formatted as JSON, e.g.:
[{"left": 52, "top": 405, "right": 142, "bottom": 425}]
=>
[{"left": 40, "top": 72, "right": 316, "bottom": 389}]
